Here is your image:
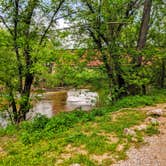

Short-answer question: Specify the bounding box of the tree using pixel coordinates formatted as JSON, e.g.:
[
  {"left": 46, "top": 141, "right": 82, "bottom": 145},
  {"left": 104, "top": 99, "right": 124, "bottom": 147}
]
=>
[
  {"left": 132, "top": 0, "right": 152, "bottom": 94},
  {"left": 67, "top": 0, "right": 141, "bottom": 100},
  {"left": 0, "top": 0, "right": 65, "bottom": 123},
  {"left": 137, "top": 0, "right": 152, "bottom": 66},
  {"left": 67, "top": 0, "right": 165, "bottom": 97},
  {"left": 148, "top": 0, "right": 166, "bottom": 88}
]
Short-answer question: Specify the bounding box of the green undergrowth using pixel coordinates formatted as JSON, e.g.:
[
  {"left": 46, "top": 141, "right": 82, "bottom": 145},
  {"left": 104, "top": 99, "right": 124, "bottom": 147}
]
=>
[{"left": 0, "top": 89, "right": 165, "bottom": 166}]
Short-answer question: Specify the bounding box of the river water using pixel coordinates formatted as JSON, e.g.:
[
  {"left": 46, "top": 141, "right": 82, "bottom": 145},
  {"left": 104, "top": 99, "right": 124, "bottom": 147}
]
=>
[
  {"left": 27, "top": 89, "right": 98, "bottom": 119},
  {"left": 0, "top": 89, "right": 98, "bottom": 127}
]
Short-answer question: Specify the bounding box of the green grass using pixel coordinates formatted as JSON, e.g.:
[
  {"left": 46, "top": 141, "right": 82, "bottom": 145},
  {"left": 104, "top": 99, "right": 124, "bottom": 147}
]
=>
[
  {"left": 145, "top": 124, "right": 160, "bottom": 136},
  {"left": 99, "top": 110, "right": 146, "bottom": 136},
  {"left": 0, "top": 89, "right": 166, "bottom": 166},
  {"left": 62, "top": 154, "right": 96, "bottom": 166}
]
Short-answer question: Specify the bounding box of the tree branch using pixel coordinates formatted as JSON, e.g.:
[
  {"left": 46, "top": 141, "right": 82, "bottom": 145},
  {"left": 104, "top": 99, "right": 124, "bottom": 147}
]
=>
[
  {"left": 87, "top": 28, "right": 101, "bottom": 48},
  {"left": 0, "top": 15, "right": 13, "bottom": 36},
  {"left": 85, "top": 0, "right": 95, "bottom": 13},
  {"left": 13, "top": 0, "right": 23, "bottom": 93},
  {"left": 23, "top": 0, "right": 39, "bottom": 37},
  {"left": 117, "top": 0, "right": 139, "bottom": 32},
  {"left": 39, "top": 0, "right": 65, "bottom": 45}
]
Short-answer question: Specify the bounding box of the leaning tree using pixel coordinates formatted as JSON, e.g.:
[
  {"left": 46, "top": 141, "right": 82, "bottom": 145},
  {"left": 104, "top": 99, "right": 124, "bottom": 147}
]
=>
[{"left": 0, "top": 0, "right": 65, "bottom": 123}]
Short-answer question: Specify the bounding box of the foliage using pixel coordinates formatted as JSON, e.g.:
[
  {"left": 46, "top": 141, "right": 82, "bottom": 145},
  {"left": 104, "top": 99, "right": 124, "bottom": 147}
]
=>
[
  {"left": 1, "top": 91, "right": 166, "bottom": 165},
  {"left": 145, "top": 124, "right": 160, "bottom": 136},
  {"left": 0, "top": 0, "right": 166, "bottom": 124},
  {"left": 0, "top": 1, "right": 165, "bottom": 164},
  {"left": 0, "top": 0, "right": 66, "bottom": 123},
  {"left": 1, "top": 89, "right": 166, "bottom": 139}
]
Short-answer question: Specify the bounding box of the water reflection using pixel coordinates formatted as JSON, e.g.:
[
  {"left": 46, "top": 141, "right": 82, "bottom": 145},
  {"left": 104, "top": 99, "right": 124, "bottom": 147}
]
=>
[
  {"left": 27, "top": 89, "right": 98, "bottom": 119},
  {"left": 0, "top": 115, "right": 8, "bottom": 128}
]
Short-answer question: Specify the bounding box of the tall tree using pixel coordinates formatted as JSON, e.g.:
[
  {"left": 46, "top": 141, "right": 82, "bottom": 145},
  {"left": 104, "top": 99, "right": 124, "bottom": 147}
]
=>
[
  {"left": 0, "top": 0, "right": 65, "bottom": 123},
  {"left": 137, "top": 0, "right": 152, "bottom": 66},
  {"left": 68, "top": 0, "right": 141, "bottom": 100},
  {"left": 136, "top": 0, "right": 152, "bottom": 94}
]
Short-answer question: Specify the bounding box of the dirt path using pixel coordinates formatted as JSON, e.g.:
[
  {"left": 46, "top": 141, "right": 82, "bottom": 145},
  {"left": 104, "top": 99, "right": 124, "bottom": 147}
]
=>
[{"left": 113, "top": 103, "right": 166, "bottom": 166}]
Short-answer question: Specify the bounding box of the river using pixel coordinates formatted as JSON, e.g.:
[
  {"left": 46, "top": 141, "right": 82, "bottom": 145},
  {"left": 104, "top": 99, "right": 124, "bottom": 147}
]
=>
[{"left": 0, "top": 89, "right": 98, "bottom": 127}]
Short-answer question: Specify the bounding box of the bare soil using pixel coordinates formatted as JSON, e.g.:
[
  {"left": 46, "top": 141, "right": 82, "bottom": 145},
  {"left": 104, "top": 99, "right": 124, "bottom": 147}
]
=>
[{"left": 112, "top": 103, "right": 166, "bottom": 166}]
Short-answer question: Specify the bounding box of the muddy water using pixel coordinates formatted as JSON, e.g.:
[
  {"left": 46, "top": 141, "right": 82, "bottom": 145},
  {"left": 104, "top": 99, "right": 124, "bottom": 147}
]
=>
[
  {"left": 0, "top": 115, "right": 8, "bottom": 128},
  {"left": 0, "top": 89, "right": 98, "bottom": 127},
  {"left": 27, "top": 89, "right": 98, "bottom": 119}
]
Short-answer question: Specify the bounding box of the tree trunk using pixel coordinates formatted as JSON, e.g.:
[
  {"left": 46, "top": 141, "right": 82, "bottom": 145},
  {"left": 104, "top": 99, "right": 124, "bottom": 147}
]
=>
[
  {"left": 160, "top": 58, "right": 165, "bottom": 88},
  {"left": 137, "top": 0, "right": 152, "bottom": 66},
  {"left": 18, "top": 48, "right": 34, "bottom": 122},
  {"left": 14, "top": 0, "right": 23, "bottom": 93},
  {"left": 136, "top": 0, "right": 152, "bottom": 95},
  {"left": 142, "top": 84, "right": 146, "bottom": 95},
  {"left": 8, "top": 89, "right": 18, "bottom": 123},
  {"left": 18, "top": 73, "right": 33, "bottom": 122}
]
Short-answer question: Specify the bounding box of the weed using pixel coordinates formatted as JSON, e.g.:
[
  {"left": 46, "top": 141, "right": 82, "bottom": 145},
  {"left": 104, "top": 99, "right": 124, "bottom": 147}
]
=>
[
  {"left": 0, "top": 90, "right": 166, "bottom": 165},
  {"left": 145, "top": 125, "right": 160, "bottom": 136}
]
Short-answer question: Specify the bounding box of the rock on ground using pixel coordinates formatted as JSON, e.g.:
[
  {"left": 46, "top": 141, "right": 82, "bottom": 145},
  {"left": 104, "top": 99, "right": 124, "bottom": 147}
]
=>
[
  {"left": 146, "top": 109, "right": 164, "bottom": 116},
  {"left": 123, "top": 128, "right": 136, "bottom": 136},
  {"left": 70, "top": 164, "right": 81, "bottom": 166},
  {"left": 112, "top": 115, "right": 166, "bottom": 166},
  {"left": 145, "top": 117, "right": 160, "bottom": 125}
]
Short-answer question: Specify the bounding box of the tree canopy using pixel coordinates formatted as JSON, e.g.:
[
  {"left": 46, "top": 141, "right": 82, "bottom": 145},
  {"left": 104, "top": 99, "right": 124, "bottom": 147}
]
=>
[{"left": 0, "top": 0, "right": 165, "bottom": 124}]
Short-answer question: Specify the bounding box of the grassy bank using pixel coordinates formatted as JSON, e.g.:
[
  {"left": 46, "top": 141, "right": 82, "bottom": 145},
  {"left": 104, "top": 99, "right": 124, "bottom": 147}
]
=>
[{"left": 0, "top": 89, "right": 166, "bottom": 166}]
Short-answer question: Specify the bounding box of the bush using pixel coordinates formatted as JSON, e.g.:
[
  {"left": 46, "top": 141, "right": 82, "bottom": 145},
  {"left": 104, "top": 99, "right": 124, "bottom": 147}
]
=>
[
  {"left": 32, "top": 115, "right": 49, "bottom": 130},
  {"left": 1, "top": 89, "right": 166, "bottom": 145},
  {"left": 20, "top": 115, "right": 49, "bottom": 133}
]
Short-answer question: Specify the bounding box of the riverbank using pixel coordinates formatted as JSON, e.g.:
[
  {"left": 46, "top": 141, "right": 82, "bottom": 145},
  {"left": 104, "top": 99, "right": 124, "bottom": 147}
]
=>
[
  {"left": 0, "top": 89, "right": 166, "bottom": 166},
  {"left": 0, "top": 88, "right": 99, "bottom": 127},
  {"left": 113, "top": 105, "right": 166, "bottom": 166}
]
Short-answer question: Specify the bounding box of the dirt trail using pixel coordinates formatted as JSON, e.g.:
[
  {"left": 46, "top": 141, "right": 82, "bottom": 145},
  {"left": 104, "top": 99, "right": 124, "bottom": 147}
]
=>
[{"left": 113, "top": 103, "right": 166, "bottom": 166}]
